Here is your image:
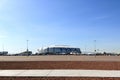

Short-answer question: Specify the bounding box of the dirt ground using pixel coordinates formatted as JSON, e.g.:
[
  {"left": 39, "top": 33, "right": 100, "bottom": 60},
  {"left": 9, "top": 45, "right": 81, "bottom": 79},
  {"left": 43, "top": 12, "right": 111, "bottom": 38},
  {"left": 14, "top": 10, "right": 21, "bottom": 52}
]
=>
[
  {"left": 0, "top": 56, "right": 120, "bottom": 70},
  {"left": 0, "top": 56, "right": 120, "bottom": 80},
  {"left": 0, "top": 61, "right": 120, "bottom": 70},
  {"left": 0, "top": 55, "right": 120, "bottom": 61},
  {"left": 0, "top": 77, "right": 120, "bottom": 80}
]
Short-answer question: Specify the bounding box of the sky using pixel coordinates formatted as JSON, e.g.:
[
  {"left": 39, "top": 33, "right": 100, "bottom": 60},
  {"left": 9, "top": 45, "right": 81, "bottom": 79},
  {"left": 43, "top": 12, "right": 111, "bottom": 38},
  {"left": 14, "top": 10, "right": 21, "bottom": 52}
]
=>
[{"left": 0, "top": 0, "right": 120, "bottom": 53}]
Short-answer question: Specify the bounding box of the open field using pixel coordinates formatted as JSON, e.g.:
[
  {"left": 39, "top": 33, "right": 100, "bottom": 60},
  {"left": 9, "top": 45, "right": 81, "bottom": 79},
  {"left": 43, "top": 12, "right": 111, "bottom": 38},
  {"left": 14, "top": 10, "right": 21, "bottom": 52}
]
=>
[
  {"left": 0, "top": 56, "right": 120, "bottom": 70},
  {"left": 1, "top": 61, "right": 120, "bottom": 70},
  {"left": 0, "top": 55, "right": 120, "bottom": 61},
  {"left": 0, "top": 55, "right": 120, "bottom": 80}
]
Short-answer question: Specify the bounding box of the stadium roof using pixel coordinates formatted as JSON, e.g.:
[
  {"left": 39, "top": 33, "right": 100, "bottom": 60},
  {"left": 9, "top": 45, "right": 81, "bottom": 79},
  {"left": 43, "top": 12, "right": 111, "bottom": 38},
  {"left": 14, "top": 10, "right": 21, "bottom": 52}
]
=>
[{"left": 41, "top": 45, "right": 80, "bottom": 49}]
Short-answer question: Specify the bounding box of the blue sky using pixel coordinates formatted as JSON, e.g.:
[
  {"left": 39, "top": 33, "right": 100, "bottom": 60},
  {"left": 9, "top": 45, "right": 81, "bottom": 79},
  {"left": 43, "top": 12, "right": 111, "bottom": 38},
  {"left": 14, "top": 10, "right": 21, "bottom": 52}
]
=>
[{"left": 0, "top": 0, "right": 120, "bottom": 53}]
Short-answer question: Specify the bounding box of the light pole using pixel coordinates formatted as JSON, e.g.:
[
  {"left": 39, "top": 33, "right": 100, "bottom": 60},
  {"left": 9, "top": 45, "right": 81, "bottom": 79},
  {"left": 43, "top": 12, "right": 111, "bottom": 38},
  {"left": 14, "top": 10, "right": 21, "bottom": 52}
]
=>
[
  {"left": 94, "top": 40, "right": 96, "bottom": 52},
  {"left": 85, "top": 45, "right": 86, "bottom": 52},
  {"left": 94, "top": 40, "right": 96, "bottom": 56},
  {"left": 2, "top": 44, "right": 4, "bottom": 52},
  {"left": 27, "top": 40, "right": 29, "bottom": 52}
]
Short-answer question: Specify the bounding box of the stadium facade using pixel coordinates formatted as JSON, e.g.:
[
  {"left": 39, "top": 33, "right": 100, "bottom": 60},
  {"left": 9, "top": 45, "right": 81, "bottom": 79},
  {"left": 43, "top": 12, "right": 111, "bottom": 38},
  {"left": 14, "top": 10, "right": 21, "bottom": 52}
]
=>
[{"left": 38, "top": 45, "right": 81, "bottom": 55}]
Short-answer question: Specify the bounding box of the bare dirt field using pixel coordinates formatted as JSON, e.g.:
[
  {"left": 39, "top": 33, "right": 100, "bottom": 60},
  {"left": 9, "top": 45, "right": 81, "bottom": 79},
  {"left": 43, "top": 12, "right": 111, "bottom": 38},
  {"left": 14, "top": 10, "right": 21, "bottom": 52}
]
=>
[
  {"left": 0, "top": 55, "right": 120, "bottom": 61},
  {"left": 0, "top": 56, "right": 120, "bottom": 70},
  {"left": 0, "top": 55, "right": 120, "bottom": 80},
  {"left": 1, "top": 61, "right": 120, "bottom": 70}
]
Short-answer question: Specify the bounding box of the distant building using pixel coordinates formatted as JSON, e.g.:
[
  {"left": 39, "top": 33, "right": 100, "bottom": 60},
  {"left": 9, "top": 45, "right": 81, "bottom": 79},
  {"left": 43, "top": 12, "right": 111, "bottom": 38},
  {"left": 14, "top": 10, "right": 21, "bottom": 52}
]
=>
[
  {"left": 38, "top": 45, "right": 81, "bottom": 55},
  {"left": 0, "top": 51, "right": 8, "bottom": 56}
]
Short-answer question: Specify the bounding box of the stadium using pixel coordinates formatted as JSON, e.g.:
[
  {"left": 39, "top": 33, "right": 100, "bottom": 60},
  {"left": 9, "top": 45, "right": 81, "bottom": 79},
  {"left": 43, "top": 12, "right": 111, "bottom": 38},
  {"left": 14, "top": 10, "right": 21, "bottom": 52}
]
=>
[{"left": 38, "top": 45, "right": 81, "bottom": 55}]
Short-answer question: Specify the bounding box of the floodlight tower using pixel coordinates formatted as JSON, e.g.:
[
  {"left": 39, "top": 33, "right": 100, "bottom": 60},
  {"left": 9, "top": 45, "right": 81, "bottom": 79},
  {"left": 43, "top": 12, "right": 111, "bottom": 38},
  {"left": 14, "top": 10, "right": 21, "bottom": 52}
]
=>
[
  {"left": 85, "top": 45, "right": 86, "bottom": 52},
  {"left": 27, "top": 40, "right": 29, "bottom": 52},
  {"left": 94, "top": 40, "right": 96, "bottom": 52},
  {"left": 2, "top": 44, "right": 4, "bottom": 52},
  {"left": 94, "top": 40, "right": 96, "bottom": 56}
]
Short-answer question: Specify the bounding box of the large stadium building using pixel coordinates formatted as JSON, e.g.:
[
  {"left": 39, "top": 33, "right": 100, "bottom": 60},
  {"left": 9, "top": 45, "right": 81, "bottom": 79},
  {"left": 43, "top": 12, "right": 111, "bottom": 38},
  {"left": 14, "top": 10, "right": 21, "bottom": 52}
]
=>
[{"left": 38, "top": 45, "right": 81, "bottom": 55}]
